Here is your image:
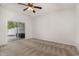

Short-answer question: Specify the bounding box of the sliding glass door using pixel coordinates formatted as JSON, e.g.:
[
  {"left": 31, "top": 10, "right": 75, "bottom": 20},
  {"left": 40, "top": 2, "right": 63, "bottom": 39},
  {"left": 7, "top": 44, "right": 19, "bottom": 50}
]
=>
[
  {"left": 17, "top": 22, "right": 25, "bottom": 40},
  {"left": 7, "top": 21, "right": 25, "bottom": 42}
]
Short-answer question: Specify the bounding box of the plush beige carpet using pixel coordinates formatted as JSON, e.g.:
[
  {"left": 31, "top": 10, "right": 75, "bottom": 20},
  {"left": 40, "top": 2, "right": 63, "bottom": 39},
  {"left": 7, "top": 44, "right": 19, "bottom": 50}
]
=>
[{"left": 0, "top": 38, "right": 79, "bottom": 56}]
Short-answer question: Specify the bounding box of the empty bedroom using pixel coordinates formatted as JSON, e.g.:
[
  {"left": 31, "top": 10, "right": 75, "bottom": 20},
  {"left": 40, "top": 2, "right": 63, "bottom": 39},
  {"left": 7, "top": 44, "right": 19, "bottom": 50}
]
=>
[{"left": 0, "top": 3, "right": 79, "bottom": 56}]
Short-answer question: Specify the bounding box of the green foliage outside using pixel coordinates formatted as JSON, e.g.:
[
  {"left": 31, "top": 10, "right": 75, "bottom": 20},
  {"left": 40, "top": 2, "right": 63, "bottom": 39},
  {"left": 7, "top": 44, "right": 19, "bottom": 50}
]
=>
[{"left": 8, "top": 22, "right": 17, "bottom": 29}]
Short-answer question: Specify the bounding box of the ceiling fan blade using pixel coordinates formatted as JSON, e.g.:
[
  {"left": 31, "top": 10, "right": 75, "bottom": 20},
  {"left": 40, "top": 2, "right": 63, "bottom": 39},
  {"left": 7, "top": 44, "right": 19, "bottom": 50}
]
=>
[
  {"left": 23, "top": 8, "right": 28, "bottom": 11},
  {"left": 34, "top": 6, "right": 42, "bottom": 9},
  {"left": 18, "top": 3, "right": 27, "bottom": 6}
]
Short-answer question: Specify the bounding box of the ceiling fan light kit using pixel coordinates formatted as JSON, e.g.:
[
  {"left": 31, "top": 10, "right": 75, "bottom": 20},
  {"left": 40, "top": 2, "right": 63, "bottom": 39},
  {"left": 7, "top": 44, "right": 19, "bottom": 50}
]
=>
[{"left": 18, "top": 3, "right": 42, "bottom": 13}]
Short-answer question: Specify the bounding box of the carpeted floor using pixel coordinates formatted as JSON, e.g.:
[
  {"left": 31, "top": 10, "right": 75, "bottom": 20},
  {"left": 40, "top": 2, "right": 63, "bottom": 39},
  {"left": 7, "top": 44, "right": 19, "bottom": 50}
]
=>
[{"left": 0, "top": 38, "right": 79, "bottom": 56}]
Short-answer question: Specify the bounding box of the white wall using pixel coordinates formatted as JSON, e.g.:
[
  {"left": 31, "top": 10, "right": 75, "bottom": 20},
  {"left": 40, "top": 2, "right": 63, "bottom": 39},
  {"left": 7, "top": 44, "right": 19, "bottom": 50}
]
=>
[
  {"left": 75, "top": 4, "right": 79, "bottom": 51},
  {"left": 0, "top": 8, "right": 7, "bottom": 45},
  {"left": 0, "top": 6, "right": 32, "bottom": 45},
  {"left": 33, "top": 8, "right": 76, "bottom": 45}
]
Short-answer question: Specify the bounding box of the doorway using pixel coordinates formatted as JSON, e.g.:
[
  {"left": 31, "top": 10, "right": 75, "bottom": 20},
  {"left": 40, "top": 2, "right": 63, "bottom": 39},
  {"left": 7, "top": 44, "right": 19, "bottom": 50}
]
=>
[{"left": 7, "top": 21, "right": 25, "bottom": 42}]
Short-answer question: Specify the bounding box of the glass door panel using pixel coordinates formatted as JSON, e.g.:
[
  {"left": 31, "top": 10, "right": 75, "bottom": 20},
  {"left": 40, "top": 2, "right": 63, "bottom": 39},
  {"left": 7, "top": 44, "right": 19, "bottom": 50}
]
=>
[{"left": 7, "top": 21, "right": 25, "bottom": 42}]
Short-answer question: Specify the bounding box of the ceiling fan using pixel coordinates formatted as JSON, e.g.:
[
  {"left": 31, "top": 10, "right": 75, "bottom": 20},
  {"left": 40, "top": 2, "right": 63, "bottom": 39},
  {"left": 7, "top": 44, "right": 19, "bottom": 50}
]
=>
[{"left": 18, "top": 3, "right": 42, "bottom": 13}]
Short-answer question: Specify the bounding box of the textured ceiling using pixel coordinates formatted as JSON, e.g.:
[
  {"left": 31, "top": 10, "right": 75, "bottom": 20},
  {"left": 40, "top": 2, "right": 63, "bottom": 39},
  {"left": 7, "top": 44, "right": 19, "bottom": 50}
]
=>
[{"left": 0, "top": 3, "right": 76, "bottom": 17}]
